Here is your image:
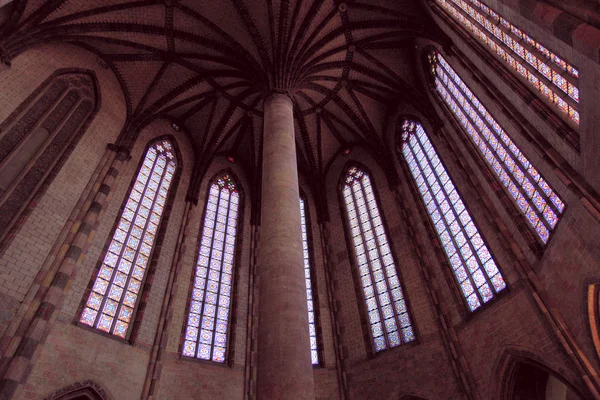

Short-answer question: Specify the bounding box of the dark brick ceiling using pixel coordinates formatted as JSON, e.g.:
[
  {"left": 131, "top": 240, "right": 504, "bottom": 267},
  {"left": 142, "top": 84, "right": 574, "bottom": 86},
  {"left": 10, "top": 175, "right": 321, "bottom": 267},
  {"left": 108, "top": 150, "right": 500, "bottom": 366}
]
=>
[{"left": 0, "top": 0, "right": 450, "bottom": 189}]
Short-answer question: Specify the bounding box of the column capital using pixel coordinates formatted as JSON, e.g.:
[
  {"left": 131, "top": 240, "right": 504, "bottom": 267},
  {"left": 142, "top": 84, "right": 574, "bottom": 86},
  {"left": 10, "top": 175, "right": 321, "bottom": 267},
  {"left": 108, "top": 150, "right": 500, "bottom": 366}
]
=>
[{"left": 264, "top": 91, "right": 294, "bottom": 105}]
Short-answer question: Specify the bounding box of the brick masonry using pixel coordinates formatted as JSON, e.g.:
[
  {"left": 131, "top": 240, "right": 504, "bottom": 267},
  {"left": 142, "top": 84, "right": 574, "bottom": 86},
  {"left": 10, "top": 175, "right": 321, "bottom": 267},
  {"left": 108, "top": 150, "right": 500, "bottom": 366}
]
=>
[{"left": 0, "top": 1, "right": 599, "bottom": 399}]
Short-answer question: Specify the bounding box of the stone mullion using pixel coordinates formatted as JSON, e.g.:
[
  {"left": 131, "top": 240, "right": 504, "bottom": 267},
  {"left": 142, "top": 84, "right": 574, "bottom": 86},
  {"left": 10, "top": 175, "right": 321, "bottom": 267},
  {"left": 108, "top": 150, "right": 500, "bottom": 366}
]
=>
[
  {"left": 0, "top": 92, "right": 80, "bottom": 213},
  {"left": 0, "top": 147, "right": 131, "bottom": 399},
  {"left": 444, "top": 0, "right": 577, "bottom": 100},
  {"left": 349, "top": 181, "right": 387, "bottom": 350},
  {"left": 429, "top": 3, "right": 580, "bottom": 150},
  {"left": 448, "top": 47, "right": 600, "bottom": 222},
  {"left": 438, "top": 70, "right": 554, "bottom": 233},
  {"left": 438, "top": 64, "right": 561, "bottom": 222},
  {"left": 408, "top": 136, "right": 484, "bottom": 306},
  {"left": 120, "top": 154, "right": 170, "bottom": 338},
  {"left": 197, "top": 189, "right": 222, "bottom": 360},
  {"left": 0, "top": 82, "right": 69, "bottom": 168},
  {"left": 142, "top": 199, "right": 194, "bottom": 400},
  {"left": 94, "top": 153, "right": 159, "bottom": 332},
  {"left": 390, "top": 180, "right": 477, "bottom": 400},
  {"left": 434, "top": 124, "right": 600, "bottom": 396},
  {"left": 219, "top": 192, "right": 235, "bottom": 361}
]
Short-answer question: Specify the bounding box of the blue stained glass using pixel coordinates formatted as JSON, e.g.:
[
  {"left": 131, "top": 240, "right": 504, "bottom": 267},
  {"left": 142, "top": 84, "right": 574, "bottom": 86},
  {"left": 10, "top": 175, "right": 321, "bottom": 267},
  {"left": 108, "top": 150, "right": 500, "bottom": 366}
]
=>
[
  {"left": 183, "top": 174, "right": 240, "bottom": 363},
  {"left": 343, "top": 166, "right": 416, "bottom": 352},
  {"left": 430, "top": 51, "right": 565, "bottom": 243},
  {"left": 80, "top": 140, "right": 176, "bottom": 337},
  {"left": 401, "top": 119, "right": 506, "bottom": 312}
]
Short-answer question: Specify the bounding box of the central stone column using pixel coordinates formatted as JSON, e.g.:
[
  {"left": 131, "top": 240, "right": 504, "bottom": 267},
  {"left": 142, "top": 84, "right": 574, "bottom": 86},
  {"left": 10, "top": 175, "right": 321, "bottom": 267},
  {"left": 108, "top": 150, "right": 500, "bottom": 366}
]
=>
[{"left": 257, "top": 94, "right": 315, "bottom": 399}]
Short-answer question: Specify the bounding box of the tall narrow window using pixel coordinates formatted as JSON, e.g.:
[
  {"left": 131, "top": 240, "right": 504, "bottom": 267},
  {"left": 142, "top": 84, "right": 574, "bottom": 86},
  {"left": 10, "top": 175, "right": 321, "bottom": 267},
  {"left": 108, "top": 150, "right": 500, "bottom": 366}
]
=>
[
  {"left": 300, "top": 197, "right": 318, "bottom": 365},
  {"left": 430, "top": 51, "right": 565, "bottom": 244},
  {"left": 80, "top": 139, "right": 177, "bottom": 338},
  {"left": 342, "top": 166, "right": 415, "bottom": 352},
  {"left": 435, "top": 0, "right": 580, "bottom": 125},
  {"left": 182, "top": 173, "right": 240, "bottom": 363},
  {"left": 400, "top": 120, "right": 506, "bottom": 311}
]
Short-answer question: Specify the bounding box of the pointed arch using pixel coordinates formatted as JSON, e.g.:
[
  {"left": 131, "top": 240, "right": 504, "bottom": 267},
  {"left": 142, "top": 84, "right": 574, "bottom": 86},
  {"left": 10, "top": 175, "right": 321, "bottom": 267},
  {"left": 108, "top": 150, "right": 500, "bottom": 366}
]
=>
[
  {"left": 427, "top": 50, "right": 566, "bottom": 247},
  {"left": 182, "top": 169, "right": 243, "bottom": 363},
  {"left": 0, "top": 68, "right": 100, "bottom": 248},
  {"left": 495, "top": 349, "right": 587, "bottom": 400},
  {"left": 339, "top": 162, "right": 416, "bottom": 353},
  {"left": 79, "top": 137, "right": 179, "bottom": 339},
  {"left": 43, "top": 380, "right": 111, "bottom": 400},
  {"left": 397, "top": 118, "right": 506, "bottom": 311},
  {"left": 432, "top": 0, "right": 580, "bottom": 126}
]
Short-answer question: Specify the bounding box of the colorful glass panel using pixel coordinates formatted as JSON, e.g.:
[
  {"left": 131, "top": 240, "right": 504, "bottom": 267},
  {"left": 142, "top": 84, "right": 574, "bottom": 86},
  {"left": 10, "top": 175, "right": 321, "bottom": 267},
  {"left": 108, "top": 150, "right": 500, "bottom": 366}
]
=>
[
  {"left": 300, "top": 198, "right": 319, "bottom": 365},
  {"left": 80, "top": 140, "right": 177, "bottom": 338},
  {"left": 182, "top": 174, "right": 240, "bottom": 363},
  {"left": 430, "top": 51, "right": 565, "bottom": 243},
  {"left": 435, "top": 0, "right": 580, "bottom": 124},
  {"left": 343, "top": 167, "right": 416, "bottom": 351},
  {"left": 400, "top": 120, "right": 506, "bottom": 311}
]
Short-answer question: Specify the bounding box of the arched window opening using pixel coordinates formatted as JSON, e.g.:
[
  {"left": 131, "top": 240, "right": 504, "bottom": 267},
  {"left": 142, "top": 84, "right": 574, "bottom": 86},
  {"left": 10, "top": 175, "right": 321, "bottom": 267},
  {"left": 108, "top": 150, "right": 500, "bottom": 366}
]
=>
[
  {"left": 400, "top": 120, "right": 505, "bottom": 311},
  {"left": 80, "top": 140, "right": 177, "bottom": 338},
  {"left": 429, "top": 51, "right": 565, "bottom": 244},
  {"left": 0, "top": 71, "right": 97, "bottom": 242},
  {"left": 434, "top": 0, "right": 580, "bottom": 125},
  {"left": 342, "top": 166, "right": 416, "bottom": 352},
  {"left": 503, "top": 361, "right": 584, "bottom": 400},
  {"left": 182, "top": 173, "right": 240, "bottom": 363},
  {"left": 300, "top": 196, "right": 319, "bottom": 365}
]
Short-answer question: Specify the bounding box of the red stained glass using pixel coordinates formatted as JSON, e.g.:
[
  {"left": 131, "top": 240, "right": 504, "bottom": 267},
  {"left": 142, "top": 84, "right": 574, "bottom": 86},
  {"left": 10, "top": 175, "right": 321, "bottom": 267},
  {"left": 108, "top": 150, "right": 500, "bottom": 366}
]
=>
[
  {"left": 183, "top": 174, "right": 239, "bottom": 363},
  {"left": 80, "top": 140, "right": 176, "bottom": 337}
]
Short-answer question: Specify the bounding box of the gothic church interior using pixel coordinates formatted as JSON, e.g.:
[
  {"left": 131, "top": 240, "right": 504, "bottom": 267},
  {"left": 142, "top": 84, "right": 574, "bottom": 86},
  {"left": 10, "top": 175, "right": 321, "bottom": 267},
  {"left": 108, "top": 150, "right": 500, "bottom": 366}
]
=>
[{"left": 0, "top": 0, "right": 600, "bottom": 399}]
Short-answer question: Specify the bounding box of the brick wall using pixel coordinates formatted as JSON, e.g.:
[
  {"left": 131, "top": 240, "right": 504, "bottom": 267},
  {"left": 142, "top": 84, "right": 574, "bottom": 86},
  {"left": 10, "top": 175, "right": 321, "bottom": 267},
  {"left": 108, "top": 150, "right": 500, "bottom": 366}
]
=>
[
  {"left": 20, "top": 118, "right": 194, "bottom": 399},
  {"left": 154, "top": 157, "right": 252, "bottom": 399},
  {"left": 424, "top": 0, "right": 600, "bottom": 383},
  {"left": 323, "top": 149, "right": 463, "bottom": 399},
  {"left": 0, "top": 42, "right": 126, "bottom": 339}
]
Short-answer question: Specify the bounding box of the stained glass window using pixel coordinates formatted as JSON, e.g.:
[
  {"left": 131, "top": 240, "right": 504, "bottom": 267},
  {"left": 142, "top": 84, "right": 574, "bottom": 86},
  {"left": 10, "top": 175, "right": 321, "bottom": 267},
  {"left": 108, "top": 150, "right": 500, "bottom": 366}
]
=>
[
  {"left": 400, "top": 120, "right": 506, "bottom": 311},
  {"left": 430, "top": 51, "right": 565, "bottom": 243},
  {"left": 182, "top": 174, "right": 240, "bottom": 363},
  {"left": 300, "top": 197, "right": 319, "bottom": 365},
  {"left": 342, "top": 166, "right": 416, "bottom": 351},
  {"left": 80, "top": 140, "right": 177, "bottom": 338},
  {"left": 435, "top": 0, "right": 580, "bottom": 125}
]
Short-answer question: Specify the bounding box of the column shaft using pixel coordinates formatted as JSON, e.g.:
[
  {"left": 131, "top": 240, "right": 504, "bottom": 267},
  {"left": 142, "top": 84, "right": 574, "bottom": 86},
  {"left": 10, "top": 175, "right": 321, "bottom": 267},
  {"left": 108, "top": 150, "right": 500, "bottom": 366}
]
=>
[{"left": 257, "top": 94, "right": 314, "bottom": 399}]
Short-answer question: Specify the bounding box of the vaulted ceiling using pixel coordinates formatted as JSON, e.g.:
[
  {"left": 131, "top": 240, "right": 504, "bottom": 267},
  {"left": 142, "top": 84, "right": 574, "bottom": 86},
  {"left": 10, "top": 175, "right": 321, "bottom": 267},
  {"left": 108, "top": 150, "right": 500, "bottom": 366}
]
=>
[{"left": 0, "top": 0, "right": 450, "bottom": 185}]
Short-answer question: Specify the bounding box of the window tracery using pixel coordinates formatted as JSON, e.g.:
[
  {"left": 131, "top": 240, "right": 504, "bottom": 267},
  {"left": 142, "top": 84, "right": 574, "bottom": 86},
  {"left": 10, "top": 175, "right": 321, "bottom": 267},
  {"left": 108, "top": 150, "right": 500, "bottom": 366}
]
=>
[
  {"left": 435, "top": 0, "right": 580, "bottom": 125},
  {"left": 429, "top": 51, "right": 565, "bottom": 244},
  {"left": 342, "top": 166, "right": 416, "bottom": 351},
  {"left": 400, "top": 120, "right": 506, "bottom": 311},
  {"left": 182, "top": 173, "right": 240, "bottom": 363},
  {"left": 80, "top": 139, "right": 177, "bottom": 338},
  {"left": 300, "top": 197, "right": 319, "bottom": 365}
]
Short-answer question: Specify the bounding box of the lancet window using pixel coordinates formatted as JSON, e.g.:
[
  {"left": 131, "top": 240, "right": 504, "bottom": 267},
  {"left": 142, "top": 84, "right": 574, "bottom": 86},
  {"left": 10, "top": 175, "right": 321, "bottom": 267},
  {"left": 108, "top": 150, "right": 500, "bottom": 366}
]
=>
[
  {"left": 300, "top": 197, "right": 319, "bottom": 365},
  {"left": 182, "top": 173, "right": 240, "bottom": 363},
  {"left": 435, "top": 0, "right": 580, "bottom": 125},
  {"left": 430, "top": 51, "right": 565, "bottom": 243},
  {"left": 400, "top": 120, "right": 506, "bottom": 311},
  {"left": 342, "top": 166, "right": 415, "bottom": 351},
  {"left": 80, "top": 140, "right": 177, "bottom": 338}
]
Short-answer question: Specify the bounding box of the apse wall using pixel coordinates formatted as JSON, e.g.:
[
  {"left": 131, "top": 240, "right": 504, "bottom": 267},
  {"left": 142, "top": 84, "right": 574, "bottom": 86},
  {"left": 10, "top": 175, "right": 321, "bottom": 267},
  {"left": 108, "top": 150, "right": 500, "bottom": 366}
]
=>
[
  {"left": 0, "top": 43, "right": 126, "bottom": 340},
  {"left": 152, "top": 156, "right": 252, "bottom": 399},
  {"left": 322, "top": 148, "right": 463, "bottom": 399},
  {"left": 423, "top": 0, "right": 600, "bottom": 377}
]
